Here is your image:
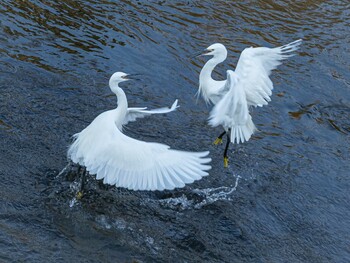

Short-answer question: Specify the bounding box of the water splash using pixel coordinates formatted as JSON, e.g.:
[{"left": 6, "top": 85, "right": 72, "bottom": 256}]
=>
[
  {"left": 69, "top": 197, "right": 78, "bottom": 208},
  {"left": 57, "top": 163, "right": 71, "bottom": 178},
  {"left": 158, "top": 175, "right": 240, "bottom": 210},
  {"left": 68, "top": 179, "right": 81, "bottom": 208},
  {"left": 158, "top": 194, "right": 195, "bottom": 211},
  {"left": 95, "top": 215, "right": 112, "bottom": 229}
]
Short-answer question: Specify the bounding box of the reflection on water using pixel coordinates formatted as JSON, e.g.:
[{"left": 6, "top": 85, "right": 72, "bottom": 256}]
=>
[
  {"left": 1, "top": 0, "right": 350, "bottom": 262},
  {"left": 1, "top": 0, "right": 349, "bottom": 73}
]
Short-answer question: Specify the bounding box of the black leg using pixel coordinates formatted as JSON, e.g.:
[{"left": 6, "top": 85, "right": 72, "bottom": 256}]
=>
[
  {"left": 77, "top": 166, "right": 86, "bottom": 199},
  {"left": 213, "top": 131, "right": 227, "bottom": 145},
  {"left": 80, "top": 167, "right": 86, "bottom": 191},
  {"left": 223, "top": 132, "right": 231, "bottom": 167}
]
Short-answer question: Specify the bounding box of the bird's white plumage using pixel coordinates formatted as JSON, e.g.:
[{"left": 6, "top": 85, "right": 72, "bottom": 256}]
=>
[
  {"left": 234, "top": 39, "right": 302, "bottom": 107},
  {"left": 209, "top": 70, "right": 256, "bottom": 144},
  {"left": 123, "top": 99, "right": 179, "bottom": 126},
  {"left": 198, "top": 39, "right": 302, "bottom": 144},
  {"left": 68, "top": 72, "right": 211, "bottom": 191}
]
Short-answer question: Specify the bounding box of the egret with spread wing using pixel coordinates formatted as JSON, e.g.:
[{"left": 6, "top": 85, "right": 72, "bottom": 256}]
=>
[
  {"left": 68, "top": 72, "right": 211, "bottom": 191},
  {"left": 197, "top": 40, "right": 302, "bottom": 167}
]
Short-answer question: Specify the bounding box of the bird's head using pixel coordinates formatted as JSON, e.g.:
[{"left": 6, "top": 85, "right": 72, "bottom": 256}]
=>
[
  {"left": 108, "top": 72, "right": 131, "bottom": 95},
  {"left": 194, "top": 43, "right": 227, "bottom": 64},
  {"left": 109, "top": 72, "right": 141, "bottom": 94},
  {"left": 109, "top": 71, "right": 130, "bottom": 87},
  {"left": 200, "top": 43, "right": 227, "bottom": 57}
]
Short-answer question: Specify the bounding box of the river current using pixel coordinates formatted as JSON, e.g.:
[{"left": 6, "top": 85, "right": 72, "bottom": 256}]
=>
[{"left": 1, "top": 1, "right": 349, "bottom": 262}]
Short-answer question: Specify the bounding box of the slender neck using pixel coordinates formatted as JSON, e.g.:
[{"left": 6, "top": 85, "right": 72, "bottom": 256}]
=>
[
  {"left": 198, "top": 54, "right": 226, "bottom": 102},
  {"left": 110, "top": 83, "right": 128, "bottom": 129},
  {"left": 200, "top": 58, "right": 220, "bottom": 83}
]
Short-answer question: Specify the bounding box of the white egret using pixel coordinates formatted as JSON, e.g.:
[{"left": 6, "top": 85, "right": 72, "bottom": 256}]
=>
[
  {"left": 68, "top": 72, "right": 211, "bottom": 191},
  {"left": 197, "top": 39, "right": 302, "bottom": 167}
]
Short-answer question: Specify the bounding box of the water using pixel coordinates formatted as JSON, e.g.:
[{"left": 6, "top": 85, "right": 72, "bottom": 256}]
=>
[{"left": 1, "top": 0, "right": 349, "bottom": 262}]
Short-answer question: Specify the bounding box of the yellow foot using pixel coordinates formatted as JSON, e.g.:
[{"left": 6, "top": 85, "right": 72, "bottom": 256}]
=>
[
  {"left": 224, "top": 157, "right": 229, "bottom": 168},
  {"left": 76, "top": 191, "right": 84, "bottom": 200},
  {"left": 213, "top": 137, "right": 223, "bottom": 145}
]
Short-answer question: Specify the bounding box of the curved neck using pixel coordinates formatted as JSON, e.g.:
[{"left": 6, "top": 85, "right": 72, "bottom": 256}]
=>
[
  {"left": 111, "top": 84, "right": 128, "bottom": 129},
  {"left": 198, "top": 54, "right": 226, "bottom": 103},
  {"left": 200, "top": 57, "right": 221, "bottom": 82}
]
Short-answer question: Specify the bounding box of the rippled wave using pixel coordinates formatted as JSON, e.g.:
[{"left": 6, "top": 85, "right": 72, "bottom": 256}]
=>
[
  {"left": 1, "top": 0, "right": 350, "bottom": 262},
  {"left": 1, "top": 0, "right": 349, "bottom": 74}
]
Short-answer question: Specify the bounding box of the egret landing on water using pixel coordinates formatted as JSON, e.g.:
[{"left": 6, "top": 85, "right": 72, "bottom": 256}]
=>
[
  {"left": 68, "top": 72, "right": 211, "bottom": 193},
  {"left": 196, "top": 39, "right": 302, "bottom": 167}
]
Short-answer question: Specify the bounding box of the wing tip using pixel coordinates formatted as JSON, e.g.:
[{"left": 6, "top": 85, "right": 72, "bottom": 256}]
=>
[
  {"left": 280, "top": 39, "right": 303, "bottom": 53},
  {"left": 171, "top": 99, "right": 180, "bottom": 110}
]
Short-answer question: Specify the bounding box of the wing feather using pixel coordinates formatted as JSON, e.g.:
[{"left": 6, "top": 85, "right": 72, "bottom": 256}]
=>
[
  {"left": 68, "top": 113, "right": 211, "bottom": 191},
  {"left": 209, "top": 70, "right": 257, "bottom": 144},
  {"left": 123, "top": 99, "right": 179, "bottom": 125},
  {"left": 235, "top": 39, "right": 302, "bottom": 107}
]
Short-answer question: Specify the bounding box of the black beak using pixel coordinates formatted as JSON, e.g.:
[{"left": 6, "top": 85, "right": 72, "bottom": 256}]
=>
[
  {"left": 123, "top": 73, "right": 142, "bottom": 80},
  {"left": 191, "top": 48, "right": 211, "bottom": 58}
]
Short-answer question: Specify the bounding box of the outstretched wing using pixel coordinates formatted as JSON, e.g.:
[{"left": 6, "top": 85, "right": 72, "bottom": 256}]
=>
[
  {"left": 235, "top": 39, "right": 302, "bottom": 107},
  {"left": 68, "top": 112, "right": 211, "bottom": 191},
  {"left": 209, "top": 70, "right": 256, "bottom": 144},
  {"left": 123, "top": 99, "right": 179, "bottom": 125}
]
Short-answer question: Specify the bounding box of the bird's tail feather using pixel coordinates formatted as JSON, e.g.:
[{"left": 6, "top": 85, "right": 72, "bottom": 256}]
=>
[{"left": 230, "top": 115, "right": 257, "bottom": 144}]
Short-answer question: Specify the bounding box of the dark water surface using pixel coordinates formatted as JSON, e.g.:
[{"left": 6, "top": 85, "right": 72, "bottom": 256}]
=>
[{"left": 1, "top": 0, "right": 350, "bottom": 262}]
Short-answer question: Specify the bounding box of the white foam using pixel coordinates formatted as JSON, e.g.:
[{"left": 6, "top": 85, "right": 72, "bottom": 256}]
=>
[{"left": 157, "top": 175, "right": 241, "bottom": 210}]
